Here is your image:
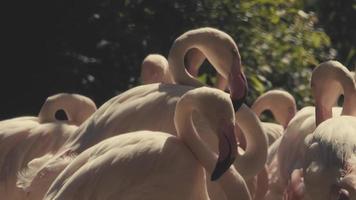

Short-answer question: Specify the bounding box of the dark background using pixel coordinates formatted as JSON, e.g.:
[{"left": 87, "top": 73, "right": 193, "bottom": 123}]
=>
[{"left": 1, "top": 0, "right": 355, "bottom": 119}]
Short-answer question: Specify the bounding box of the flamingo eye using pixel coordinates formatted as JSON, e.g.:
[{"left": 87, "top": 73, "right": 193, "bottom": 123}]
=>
[{"left": 338, "top": 189, "right": 350, "bottom": 200}]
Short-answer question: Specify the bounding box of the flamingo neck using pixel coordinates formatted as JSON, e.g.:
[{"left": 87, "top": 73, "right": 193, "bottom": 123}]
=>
[
  {"left": 185, "top": 48, "right": 206, "bottom": 77},
  {"left": 273, "top": 103, "right": 297, "bottom": 129},
  {"left": 234, "top": 104, "right": 268, "bottom": 179},
  {"left": 175, "top": 100, "right": 250, "bottom": 200},
  {"left": 340, "top": 76, "right": 356, "bottom": 116},
  {"left": 252, "top": 92, "right": 296, "bottom": 128},
  {"left": 175, "top": 104, "right": 218, "bottom": 174},
  {"left": 251, "top": 100, "right": 265, "bottom": 119},
  {"left": 315, "top": 98, "right": 333, "bottom": 126},
  {"left": 312, "top": 61, "right": 350, "bottom": 125},
  {"left": 38, "top": 99, "right": 71, "bottom": 124},
  {"left": 168, "top": 39, "right": 205, "bottom": 87}
]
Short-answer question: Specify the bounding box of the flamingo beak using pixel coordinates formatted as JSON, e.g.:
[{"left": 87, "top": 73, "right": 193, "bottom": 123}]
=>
[
  {"left": 211, "top": 122, "right": 238, "bottom": 181},
  {"left": 229, "top": 71, "right": 248, "bottom": 112}
]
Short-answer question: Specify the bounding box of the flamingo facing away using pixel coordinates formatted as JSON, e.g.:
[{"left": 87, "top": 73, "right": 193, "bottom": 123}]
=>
[
  {"left": 241, "top": 90, "right": 296, "bottom": 200},
  {"left": 42, "top": 87, "right": 251, "bottom": 200},
  {"left": 140, "top": 54, "right": 173, "bottom": 84},
  {"left": 0, "top": 93, "right": 97, "bottom": 200},
  {"left": 17, "top": 27, "right": 251, "bottom": 199},
  {"left": 265, "top": 61, "right": 348, "bottom": 200},
  {"left": 284, "top": 61, "right": 356, "bottom": 200},
  {"left": 251, "top": 90, "right": 297, "bottom": 146}
]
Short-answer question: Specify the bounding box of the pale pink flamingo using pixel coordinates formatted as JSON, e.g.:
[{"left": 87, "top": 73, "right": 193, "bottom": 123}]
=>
[
  {"left": 185, "top": 52, "right": 296, "bottom": 199},
  {"left": 247, "top": 90, "right": 296, "bottom": 200},
  {"left": 140, "top": 54, "right": 173, "bottom": 84},
  {"left": 264, "top": 61, "right": 347, "bottom": 199},
  {"left": 264, "top": 61, "right": 350, "bottom": 199},
  {"left": 0, "top": 93, "right": 96, "bottom": 200},
  {"left": 184, "top": 43, "right": 267, "bottom": 200},
  {"left": 43, "top": 87, "right": 251, "bottom": 200},
  {"left": 251, "top": 89, "right": 297, "bottom": 145},
  {"left": 139, "top": 49, "right": 266, "bottom": 199},
  {"left": 284, "top": 60, "right": 356, "bottom": 200},
  {"left": 18, "top": 27, "right": 252, "bottom": 199},
  {"left": 185, "top": 45, "right": 268, "bottom": 200}
]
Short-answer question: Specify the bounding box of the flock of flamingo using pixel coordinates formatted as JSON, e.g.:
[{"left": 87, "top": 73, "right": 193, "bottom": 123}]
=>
[{"left": 1, "top": 27, "right": 356, "bottom": 200}]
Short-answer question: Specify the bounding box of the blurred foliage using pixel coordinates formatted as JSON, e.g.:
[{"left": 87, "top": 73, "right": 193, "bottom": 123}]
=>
[
  {"left": 303, "top": 0, "right": 356, "bottom": 68},
  {"left": 1, "top": 0, "right": 343, "bottom": 119}
]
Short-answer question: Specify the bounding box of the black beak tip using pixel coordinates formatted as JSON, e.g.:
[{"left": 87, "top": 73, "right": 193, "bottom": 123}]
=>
[
  {"left": 232, "top": 99, "right": 244, "bottom": 112},
  {"left": 211, "top": 166, "right": 224, "bottom": 181},
  {"left": 232, "top": 89, "right": 248, "bottom": 111},
  {"left": 210, "top": 158, "right": 235, "bottom": 181}
]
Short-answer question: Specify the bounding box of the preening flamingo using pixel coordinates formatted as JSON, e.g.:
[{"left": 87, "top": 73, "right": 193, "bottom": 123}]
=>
[
  {"left": 278, "top": 61, "right": 346, "bottom": 184},
  {"left": 285, "top": 60, "right": 356, "bottom": 200},
  {"left": 43, "top": 87, "right": 251, "bottom": 200},
  {"left": 140, "top": 54, "right": 173, "bottom": 84},
  {"left": 251, "top": 90, "right": 297, "bottom": 145},
  {"left": 0, "top": 93, "right": 96, "bottom": 200},
  {"left": 263, "top": 61, "right": 346, "bottom": 199},
  {"left": 18, "top": 27, "right": 250, "bottom": 199}
]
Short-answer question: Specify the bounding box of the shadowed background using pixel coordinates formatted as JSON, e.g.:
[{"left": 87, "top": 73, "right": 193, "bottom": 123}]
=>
[{"left": 1, "top": 0, "right": 355, "bottom": 119}]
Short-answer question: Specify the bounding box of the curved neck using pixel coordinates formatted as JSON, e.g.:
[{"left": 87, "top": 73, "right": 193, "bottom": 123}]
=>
[
  {"left": 251, "top": 92, "right": 297, "bottom": 128},
  {"left": 38, "top": 94, "right": 96, "bottom": 126},
  {"left": 174, "top": 99, "right": 250, "bottom": 200},
  {"left": 312, "top": 61, "right": 356, "bottom": 125},
  {"left": 38, "top": 96, "right": 72, "bottom": 124},
  {"left": 185, "top": 48, "right": 229, "bottom": 91},
  {"left": 168, "top": 37, "right": 206, "bottom": 87},
  {"left": 340, "top": 78, "right": 356, "bottom": 117},
  {"left": 185, "top": 48, "right": 206, "bottom": 77},
  {"left": 235, "top": 104, "right": 268, "bottom": 179}
]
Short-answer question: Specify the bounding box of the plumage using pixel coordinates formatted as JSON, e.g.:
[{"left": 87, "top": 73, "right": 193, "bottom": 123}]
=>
[
  {"left": 18, "top": 27, "right": 249, "bottom": 199},
  {"left": 0, "top": 93, "right": 96, "bottom": 200},
  {"left": 43, "top": 87, "right": 251, "bottom": 200}
]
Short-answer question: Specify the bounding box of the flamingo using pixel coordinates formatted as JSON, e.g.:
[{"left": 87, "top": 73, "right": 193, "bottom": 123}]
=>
[
  {"left": 239, "top": 90, "right": 296, "bottom": 200},
  {"left": 0, "top": 93, "right": 96, "bottom": 200},
  {"left": 42, "top": 87, "right": 251, "bottom": 200},
  {"left": 18, "top": 27, "right": 253, "bottom": 199},
  {"left": 186, "top": 51, "right": 294, "bottom": 200},
  {"left": 140, "top": 51, "right": 267, "bottom": 199},
  {"left": 251, "top": 90, "right": 297, "bottom": 145},
  {"left": 139, "top": 54, "right": 173, "bottom": 84},
  {"left": 140, "top": 41, "right": 266, "bottom": 200},
  {"left": 284, "top": 60, "right": 356, "bottom": 200},
  {"left": 264, "top": 61, "right": 347, "bottom": 199}
]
